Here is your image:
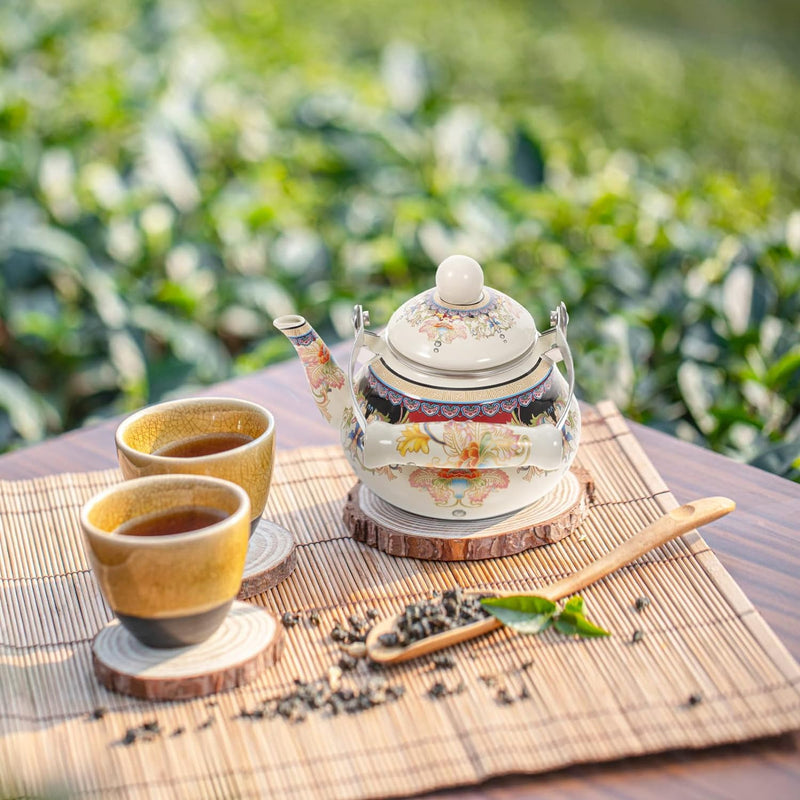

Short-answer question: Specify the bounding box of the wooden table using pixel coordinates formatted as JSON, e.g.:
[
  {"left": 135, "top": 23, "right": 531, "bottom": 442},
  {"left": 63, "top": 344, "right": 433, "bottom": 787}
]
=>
[{"left": 2, "top": 350, "right": 799, "bottom": 799}]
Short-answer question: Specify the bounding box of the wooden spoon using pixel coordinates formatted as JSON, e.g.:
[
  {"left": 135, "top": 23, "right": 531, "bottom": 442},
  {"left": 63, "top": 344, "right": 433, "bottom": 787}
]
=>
[{"left": 366, "top": 496, "right": 735, "bottom": 664}]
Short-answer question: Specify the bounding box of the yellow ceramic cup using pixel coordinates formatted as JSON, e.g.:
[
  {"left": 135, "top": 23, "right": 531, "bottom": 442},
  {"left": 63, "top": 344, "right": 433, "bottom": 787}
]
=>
[
  {"left": 81, "top": 474, "right": 250, "bottom": 648},
  {"left": 115, "top": 397, "right": 275, "bottom": 534}
]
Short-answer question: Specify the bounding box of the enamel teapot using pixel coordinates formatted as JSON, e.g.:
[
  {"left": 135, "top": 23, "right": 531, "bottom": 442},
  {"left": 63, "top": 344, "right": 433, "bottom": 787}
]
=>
[{"left": 274, "top": 254, "right": 580, "bottom": 520}]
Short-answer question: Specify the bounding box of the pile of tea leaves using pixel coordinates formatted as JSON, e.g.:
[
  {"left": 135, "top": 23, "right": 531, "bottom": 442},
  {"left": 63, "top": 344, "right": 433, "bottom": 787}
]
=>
[{"left": 377, "top": 587, "right": 489, "bottom": 648}]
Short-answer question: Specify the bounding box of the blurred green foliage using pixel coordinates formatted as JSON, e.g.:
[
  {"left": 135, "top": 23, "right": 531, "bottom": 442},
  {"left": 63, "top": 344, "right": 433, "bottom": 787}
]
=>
[{"left": 0, "top": 0, "right": 798, "bottom": 479}]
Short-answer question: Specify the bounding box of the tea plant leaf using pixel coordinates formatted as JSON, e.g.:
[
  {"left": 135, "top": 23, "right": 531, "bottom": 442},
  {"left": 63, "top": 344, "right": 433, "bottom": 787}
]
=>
[
  {"left": 722, "top": 264, "right": 754, "bottom": 336},
  {"left": 563, "top": 596, "right": 584, "bottom": 615},
  {"left": 749, "top": 439, "right": 800, "bottom": 477},
  {"left": 481, "top": 594, "right": 611, "bottom": 639},
  {"left": 511, "top": 127, "right": 545, "bottom": 188},
  {"left": 480, "top": 595, "right": 556, "bottom": 635},
  {"left": 554, "top": 605, "right": 611, "bottom": 639},
  {"left": 765, "top": 348, "right": 800, "bottom": 391},
  {"left": 0, "top": 369, "right": 48, "bottom": 442}
]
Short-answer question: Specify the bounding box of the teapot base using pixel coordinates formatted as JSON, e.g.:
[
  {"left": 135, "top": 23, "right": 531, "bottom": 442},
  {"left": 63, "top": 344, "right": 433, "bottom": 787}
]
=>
[{"left": 343, "top": 467, "right": 593, "bottom": 561}]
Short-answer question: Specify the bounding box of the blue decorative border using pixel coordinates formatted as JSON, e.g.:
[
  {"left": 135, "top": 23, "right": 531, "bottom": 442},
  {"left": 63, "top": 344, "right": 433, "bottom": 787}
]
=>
[
  {"left": 288, "top": 330, "right": 316, "bottom": 346},
  {"left": 366, "top": 366, "right": 554, "bottom": 419}
]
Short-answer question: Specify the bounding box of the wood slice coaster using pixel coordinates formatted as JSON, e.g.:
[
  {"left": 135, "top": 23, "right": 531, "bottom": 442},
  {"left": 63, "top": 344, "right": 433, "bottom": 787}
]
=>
[
  {"left": 238, "top": 518, "right": 296, "bottom": 600},
  {"left": 344, "top": 467, "right": 594, "bottom": 561},
  {"left": 92, "top": 602, "right": 283, "bottom": 701}
]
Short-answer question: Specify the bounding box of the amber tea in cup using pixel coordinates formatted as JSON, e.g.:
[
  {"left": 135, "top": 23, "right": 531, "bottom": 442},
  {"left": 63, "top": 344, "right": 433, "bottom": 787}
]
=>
[
  {"left": 115, "top": 397, "right": 275, "bottom": 534},
  {"left": 154, "top": 432, "right": 255, "bottom": 459},
  {"left": 81, "top": 474, "right": 250, "bottom": 648},
  {"left": 115, "top": 505, "right": 229, "bottom": 537}
]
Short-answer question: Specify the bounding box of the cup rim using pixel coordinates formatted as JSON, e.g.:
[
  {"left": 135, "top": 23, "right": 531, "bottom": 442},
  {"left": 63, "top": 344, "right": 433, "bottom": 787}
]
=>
[
  {"left": 115, "top": 396, "right": 275, "bottom": 466},
  {"left": 80, "top": 473, "right": 251, "bottom": 545}
]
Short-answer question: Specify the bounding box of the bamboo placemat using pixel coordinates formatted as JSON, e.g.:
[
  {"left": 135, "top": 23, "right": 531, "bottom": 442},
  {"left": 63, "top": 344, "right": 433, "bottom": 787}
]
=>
[{"left": 2, "top": 401, "right": 799, "bottom": 799}]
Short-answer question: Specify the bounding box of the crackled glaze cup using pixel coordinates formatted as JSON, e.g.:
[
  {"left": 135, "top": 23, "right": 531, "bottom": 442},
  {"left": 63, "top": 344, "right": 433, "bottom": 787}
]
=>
[
  {"left": 81, "top": 474, "right": 250, "bottom": 648},
  {"left": 115, "top": 397, "right": 275, "bottom": 534}
]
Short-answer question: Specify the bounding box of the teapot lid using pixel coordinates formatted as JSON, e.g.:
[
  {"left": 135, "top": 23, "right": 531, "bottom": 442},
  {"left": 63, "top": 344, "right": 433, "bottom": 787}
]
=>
[{"left": 385, "top": 255, "right": 537, "bottom": 373}]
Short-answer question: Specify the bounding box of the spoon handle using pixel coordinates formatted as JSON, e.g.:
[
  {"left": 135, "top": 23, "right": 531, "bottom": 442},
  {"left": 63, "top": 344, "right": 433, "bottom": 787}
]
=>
[{"left": 534, "top": 496, "right": 735, "bottom": 602}]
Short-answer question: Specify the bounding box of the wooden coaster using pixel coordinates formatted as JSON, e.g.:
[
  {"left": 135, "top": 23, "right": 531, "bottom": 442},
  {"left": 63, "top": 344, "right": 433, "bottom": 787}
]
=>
[
  {"left": 344, "top": 467, "right": 593, "bottom": 561},
  {"left": 238, "top": 518, "right": 296, "bottom": 600},
  {"left": 92, "top": 602, "right": 283, "bottom": 701}
]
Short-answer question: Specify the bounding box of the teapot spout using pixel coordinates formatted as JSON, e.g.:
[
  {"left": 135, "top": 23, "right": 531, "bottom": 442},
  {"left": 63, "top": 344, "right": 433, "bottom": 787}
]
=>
[{"left": 273, "top": 315, "right": 348, "bottom": 428}]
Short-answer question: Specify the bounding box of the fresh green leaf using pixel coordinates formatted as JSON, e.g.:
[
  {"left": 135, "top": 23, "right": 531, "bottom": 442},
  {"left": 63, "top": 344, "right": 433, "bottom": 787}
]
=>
[
  {"left": 482, "top": 594, "right": 611, "bottom": 639},
  {"left": 563, "top": 596, "right": 585, "bottom": 615},
  {"left": 554, "top": 610, "right": 611, "bottom": 638},
  {"left": 0, "top": 369, "right": 48, "bottom": 442},
  {"left": 480, "top": 595, "right": 556, "bottom": 635},
  {"left": 765, "top": 348, "right": 800, "bottom": 391}
]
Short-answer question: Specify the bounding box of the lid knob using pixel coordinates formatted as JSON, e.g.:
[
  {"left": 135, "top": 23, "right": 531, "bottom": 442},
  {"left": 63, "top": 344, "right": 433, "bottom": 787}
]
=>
[{"left": 435, "top": 255, "right": 484, "bottom": 305}]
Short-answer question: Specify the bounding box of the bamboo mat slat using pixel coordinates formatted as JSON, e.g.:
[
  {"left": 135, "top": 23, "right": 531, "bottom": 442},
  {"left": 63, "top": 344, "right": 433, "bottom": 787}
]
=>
[{"left": 1, "top": 401, "right": 799, "bottom": 799}]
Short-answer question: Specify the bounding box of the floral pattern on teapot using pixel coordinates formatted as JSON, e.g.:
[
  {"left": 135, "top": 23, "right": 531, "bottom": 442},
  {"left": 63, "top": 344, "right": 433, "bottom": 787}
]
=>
[
  {"left": 288, "top": 329, "right": 346, "bottom": 424},
  {"left": 400, "top": 289, "right": 521, "bottom": 347},
  {"left": 409, "top": 467, "right": 510, "bottom": 509},
  {"left": 396, "top": 421, "right": 526, "bottom": 467}
]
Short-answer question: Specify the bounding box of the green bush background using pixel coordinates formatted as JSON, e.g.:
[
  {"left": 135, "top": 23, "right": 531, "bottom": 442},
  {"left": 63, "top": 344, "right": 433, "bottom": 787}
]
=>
[{"left": 1, "top": 0, "right": 799, "bottom": 480}]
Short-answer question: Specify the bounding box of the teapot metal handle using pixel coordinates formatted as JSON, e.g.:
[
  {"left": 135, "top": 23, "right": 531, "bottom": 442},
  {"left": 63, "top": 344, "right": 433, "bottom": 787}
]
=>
[
  {"left": 550, "top": 302, "right": 575, "bottom": 432},
  {"left": 349, "top": 304, "right": 373, "bottom": 435}
]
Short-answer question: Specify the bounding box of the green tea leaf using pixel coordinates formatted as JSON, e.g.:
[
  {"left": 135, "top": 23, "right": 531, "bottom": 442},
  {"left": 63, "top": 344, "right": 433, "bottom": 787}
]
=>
[
  {"left": 563, "top": 596, "right": 584, "bottom": 615},
  {"left": 765, "top": 347, "right": 800, "bottom": 391},
  {"left": 480, "top": 595, "right": 556, "bottom": 635},
  {"left": 481, "top": 594, "right": 610, "bottom": 639},
  {"left": 554, "top": 610, "right": 611, "bottom": 638},
  {"left": 0, "top": 369, "right": 48, "bottom": 441}
]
